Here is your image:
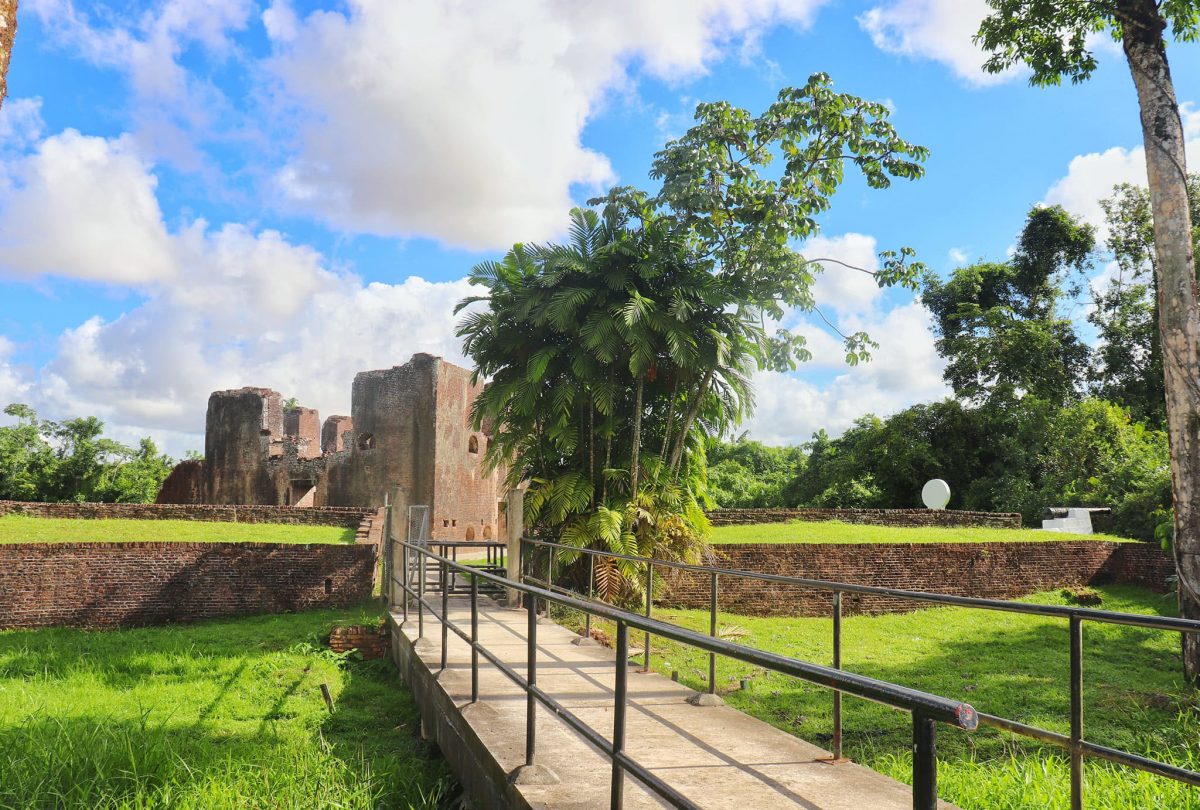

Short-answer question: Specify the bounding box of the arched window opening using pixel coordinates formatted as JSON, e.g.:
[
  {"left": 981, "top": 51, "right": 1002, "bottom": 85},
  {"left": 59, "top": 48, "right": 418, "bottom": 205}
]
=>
[
  {"left": 468, "top": 435, "right": 479, "bottom": 454},
  {"left": 358, "top": 432, "right": 375, "bottom": 450},
  {"left": 465, "top": 526, "right": 476, "bottom": 541},
  {"left": 482, "top": 525, "right": 492, "bottom": 539}
]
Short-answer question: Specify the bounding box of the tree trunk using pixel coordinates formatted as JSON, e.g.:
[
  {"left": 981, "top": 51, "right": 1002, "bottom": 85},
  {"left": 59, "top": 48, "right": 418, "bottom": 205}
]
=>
[
  {"left": 669, "top": 369, "right": 715, "bottom": 479},
  {"left": 630, "top": 377, "right": 644, "bottom": 498},
  {"left": 1121, "top": 0, "right": 1200, "bottom": 682},
  {"left": 0, "top": 1, "right": 15, "bottom": 111}
]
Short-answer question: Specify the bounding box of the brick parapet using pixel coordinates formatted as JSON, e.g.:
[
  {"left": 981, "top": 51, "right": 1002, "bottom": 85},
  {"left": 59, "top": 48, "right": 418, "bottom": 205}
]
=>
[
  {"left": 660, "top": 541, "right": 1174, "bottom": 617},
  {"left": 0, "top": 500, "right": 372, "bottom": 528},
  {"left": 0, "top": 541, "right": 377, "bottom": 630},
  {"left": 706, "top": 507, "right": 1022, "bottom": 529}
]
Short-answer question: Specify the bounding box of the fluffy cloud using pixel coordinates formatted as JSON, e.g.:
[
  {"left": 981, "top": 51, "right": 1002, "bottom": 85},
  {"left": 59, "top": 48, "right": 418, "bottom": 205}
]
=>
[
  {"left": 0, "top": 130, "right": 176, "bottom": 283},
  {"left": 745, "top": 302, "right": 948, "bottom": 445},
  {"left": 858, "top": 0, "right": 1013, "bottom": 86},
  {"left": 803, "top": 232, "right": 884, "bottom": 317},
  {"left": 264, "top": 0, "right": 826, "bottom": 249},
  {"left": 1043, "top": 102, "right": 1200, "bottom": 235}
]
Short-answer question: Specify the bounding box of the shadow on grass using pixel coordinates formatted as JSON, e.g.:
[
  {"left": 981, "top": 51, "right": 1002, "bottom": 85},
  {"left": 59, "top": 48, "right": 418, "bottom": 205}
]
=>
[{"left": 0, "top": 607, "right": 454, "bottom": 809}]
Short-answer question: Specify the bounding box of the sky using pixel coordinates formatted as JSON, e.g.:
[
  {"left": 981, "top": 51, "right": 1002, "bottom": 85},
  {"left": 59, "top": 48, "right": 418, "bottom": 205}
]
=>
[{"left": 1, "top": 0, "right": 1198, "bottom": 457}]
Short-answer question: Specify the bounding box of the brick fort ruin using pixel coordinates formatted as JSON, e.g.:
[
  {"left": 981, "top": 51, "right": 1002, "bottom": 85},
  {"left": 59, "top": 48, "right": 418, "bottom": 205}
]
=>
[{"left": 157, "top": 354, "right": 503, "bottom": 541}]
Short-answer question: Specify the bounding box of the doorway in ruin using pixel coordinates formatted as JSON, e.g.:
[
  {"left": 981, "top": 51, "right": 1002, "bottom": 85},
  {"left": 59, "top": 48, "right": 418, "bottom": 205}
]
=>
[{"left": 287, "top": 479, "right": 316, "bottom": 507}]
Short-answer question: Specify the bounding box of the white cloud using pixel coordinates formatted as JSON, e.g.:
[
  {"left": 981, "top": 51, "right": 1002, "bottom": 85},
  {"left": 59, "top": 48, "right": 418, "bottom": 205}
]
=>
[
  {"left": 859, "top": 0, "right": 1016, "bottom": 86},
  {"left": 0, "top": 130, "right": 176, "bottom": 283},
  {"left": 0, "top": 336, "right": 31, "bottom": 409},
  {"left": 0, "top": 98, "right": 45, "bottom": 150},
  {"left": 803, "top": 232, "right": 883, "bottom": 317},
  {"left": 1043, "top": 102, "right": 1200, "bottom": 235},
  {"left": 264, "top": 0, "right": 826, "bottom": 249},
  {"left": 745, "top": 302, "right": 948, "bottom": 445},
  {"left": 948, "top": 247, "right": 968, "bottom": 265}
]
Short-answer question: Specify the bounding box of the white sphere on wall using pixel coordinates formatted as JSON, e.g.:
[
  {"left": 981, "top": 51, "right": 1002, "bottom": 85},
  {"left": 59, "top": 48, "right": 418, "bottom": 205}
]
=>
[{"left": 921, "top": 479, "right": 951, "bottom": 510}]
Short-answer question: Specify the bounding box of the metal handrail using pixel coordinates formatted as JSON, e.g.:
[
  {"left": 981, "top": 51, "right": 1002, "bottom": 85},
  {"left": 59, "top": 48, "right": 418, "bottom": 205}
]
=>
[
  {"left": 394, "top": 538, "right": 978, "bottom": 810},
  {"left": 522, "top": 536, "right": 1200, "bottom": 810}
]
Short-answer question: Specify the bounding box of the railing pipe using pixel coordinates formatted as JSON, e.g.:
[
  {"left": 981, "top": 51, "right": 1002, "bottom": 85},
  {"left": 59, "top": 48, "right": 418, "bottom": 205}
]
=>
[
  {"left": 911, "top": 712, "right": 937, "bottom": 810},
  {"left": 417, "top": 547, "right": 426, "bottom": 639},
  {"left": 526, "top": 592, "right": 537, "bottom": 767},
  {"left": 471, "top": 572, "right": 480, "bottom": 703},
  {"left": 584, "top": 553, "right": 594, "bottom": 642},
  {"left": 833, "top": 589, "right": 843, "bottom": 762},
  {"left": 612, "top": 622, "right": 629, "bottom": 810},
  {"left": 401, "top": 539, "right": 409, "bottom": 624},
  {"left": 441, "top": 559, "right": 449, "bottom": 671},
  {"left": 1070, "top": 615, "right": 1084, "bottom": 810},
  {"left": 644, "top": 563, "right": 653, "bottom": 673},
  {"left": 708, "top": 571, "right": 718, "bottom": 695}
]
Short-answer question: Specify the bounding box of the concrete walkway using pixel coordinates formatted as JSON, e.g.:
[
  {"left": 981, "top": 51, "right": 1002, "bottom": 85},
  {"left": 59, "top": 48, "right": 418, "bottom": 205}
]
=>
[{"left": 393, "top": 595, "right": 956, "bottom": 809}]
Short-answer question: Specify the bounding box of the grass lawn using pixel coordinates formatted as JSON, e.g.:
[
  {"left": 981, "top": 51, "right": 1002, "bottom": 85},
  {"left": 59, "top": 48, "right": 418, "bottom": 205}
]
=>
[
  {"left": 709, "top": 519, "right": 1133, "bottom": 545},
  {"left": 560, "top": 585, "right": 1198, "bottom": 809},
  {"left": 0, "top": 514, "right": 357, "bottom": 545},
  {"left": 0, "top": 604, "right": 452, "bottom": 809}
]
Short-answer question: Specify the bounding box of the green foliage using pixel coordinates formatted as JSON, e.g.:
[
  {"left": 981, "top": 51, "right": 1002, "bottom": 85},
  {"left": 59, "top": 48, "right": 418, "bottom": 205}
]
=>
[
  {"left": 922, "top": 205, "right": 1094, "bottom": 406},
  {"left": 708, "top": 520, "right": 1132, "bottom": 545},
  {"left": 0, "top": 404, "right": 175, "bottom": 504},
  {"left": 459, "top": 76, "right": 928, "bottom": 591},
  {"left": 705, "top": 437, "right": 804, "bottom": 508},
  {"left": 0, "top": 606, "right": 452, "bottom": 808}
]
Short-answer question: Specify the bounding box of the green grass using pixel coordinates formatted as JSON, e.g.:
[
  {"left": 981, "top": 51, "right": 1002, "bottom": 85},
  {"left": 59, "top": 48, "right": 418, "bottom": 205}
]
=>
[
  {"left": 0, "top": 515, "right": 356, "bottom": 545},
  {"left": 0, "top": 605, "right": 453, "bottom": 809},
  {"left": 560, "top": 585, "right": 1198, "bottom": 809},
  {"left": 709, "top": 519, "right": 1133, "bottom": 545}
]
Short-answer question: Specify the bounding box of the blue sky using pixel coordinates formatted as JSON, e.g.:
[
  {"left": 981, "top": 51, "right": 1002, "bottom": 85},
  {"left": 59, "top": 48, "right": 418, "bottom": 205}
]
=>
[{"left": 1, "top": 0, "right": 1198, "bottom": 456}]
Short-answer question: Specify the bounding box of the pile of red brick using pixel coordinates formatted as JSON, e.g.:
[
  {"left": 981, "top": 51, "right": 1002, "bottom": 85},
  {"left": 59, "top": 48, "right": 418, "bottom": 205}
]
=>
[{"left": 329, "top": 623, "right": 390, "bottom": 659}]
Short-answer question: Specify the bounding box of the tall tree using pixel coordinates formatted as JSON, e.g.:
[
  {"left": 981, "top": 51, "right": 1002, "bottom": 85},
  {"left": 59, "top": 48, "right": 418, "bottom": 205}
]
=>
[
  {"left": 978, "top": 0, "right": 1200, "bottom": 681},
  {"left": 1090, "top": 176, "right": 1200, "bottom": 426},
  {"left": 923, "top": 205, "right": 1094, "bottom": 405}
]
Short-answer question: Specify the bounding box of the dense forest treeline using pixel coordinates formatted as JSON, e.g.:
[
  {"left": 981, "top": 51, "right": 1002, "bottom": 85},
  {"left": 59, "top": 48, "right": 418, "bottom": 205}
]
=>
[
  {"left": 0, "top": 404, "right": 175, "bottom": 504},
  {"left": 709, "top": 184, "right": 1200, "bottom": 544}
]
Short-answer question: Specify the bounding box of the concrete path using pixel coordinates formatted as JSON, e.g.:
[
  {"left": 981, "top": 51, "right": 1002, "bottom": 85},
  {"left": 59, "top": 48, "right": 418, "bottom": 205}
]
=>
[{"left": 394, "top": 596, "right": 956, "bottom": 809}]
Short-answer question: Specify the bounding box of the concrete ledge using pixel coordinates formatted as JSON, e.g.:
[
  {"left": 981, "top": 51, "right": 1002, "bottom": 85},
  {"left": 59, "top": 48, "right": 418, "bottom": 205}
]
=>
[{"left": 389, "top": 614, "right": 536, "bottom": 810}]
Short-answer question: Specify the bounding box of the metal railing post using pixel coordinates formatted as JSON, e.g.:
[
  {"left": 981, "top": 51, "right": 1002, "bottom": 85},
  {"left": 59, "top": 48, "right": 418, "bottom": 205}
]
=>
[
  {"left": 612, "top": 621, "right": 629, "bottom": 810},
  {"left": 526, "top": 593, "right": 538, "bottom": 767},
  {"left": 1070, "top": 615, "right": 1084, "bottom": 810},
  {"left": 471, "top": 572, "right": 479, "bottom": 703},
  {"left": 441, "top": 559, "right": 449, "bottom": 671},
  {"left": 911, "top": 711, "right": 937, "bottom": 810},
  {"left": 584, "top": 554, "right": 594, "bottom": 642},
  {"left": 643, "top": 563, "right": 653, "bottom": 673},
  {"left": 401, "top": 541, "right": 409, "bottom": 625},
  {"left": 708, "top": 571, "right": 718, "bottom": 694},
  {"left": 418, "top": 548, "right": 426, "bottom": 639},
  {"left": 833, "top": 590, "right": 843, "bottom": 761}
]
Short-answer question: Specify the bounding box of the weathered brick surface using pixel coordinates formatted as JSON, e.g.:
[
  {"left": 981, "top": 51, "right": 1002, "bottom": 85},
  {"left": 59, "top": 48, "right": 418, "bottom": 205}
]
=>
[
  {"left": 329, "top": 623, "right": 390, "bottom": 659},
  {"left": 706, "top": 508, "right": 1023, "bottom": 529},
  {"left": 660, "top": 542, "right": 1175, "bottom": 616},
  {"left": 0, "top": 541, "right": 377, "bottom": 630},
  {"left": 0, "top": 500, "right": 372, "bottom": 528}
]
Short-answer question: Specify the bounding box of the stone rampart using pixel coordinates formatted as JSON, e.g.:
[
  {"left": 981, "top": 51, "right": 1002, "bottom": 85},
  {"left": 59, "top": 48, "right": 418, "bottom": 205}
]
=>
[
  {"left": 0, "top": 500, "right": 372, "bottom": 528},
  {"left": 659, "top": 541, "right": 1173, "bottom": 616},
  {"left": 707, "top": 507, "right": 1022, "bottom": 529},
  {"left": 0, "top": 541, "right": 377, "bottom": 630}
]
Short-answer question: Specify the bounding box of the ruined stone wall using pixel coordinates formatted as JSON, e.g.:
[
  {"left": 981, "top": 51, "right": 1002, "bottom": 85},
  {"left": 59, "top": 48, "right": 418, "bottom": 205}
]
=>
[
  {"left": 707, "top": 508, "right": 1022, "bottom": 529},
  {"left": 0, "top": 541, "right": 376, "bottom": 630},
  {"left": 322, "top": 355, "right": 438, "bottom": 508},
  {"left": 431, "top": 361, "right": 499, "bottom": 540},
  {"left": 658, "top": 541, "right": 1174, "bottom": 617},
  {"left": 155, "top": 459, "right": 206, "bottom": 504},
  {"left": 322, "top": 415, "right": 353, "bottom": 453},
  {"left": 0, "top": 500, "right": 371, "bottom": 527},
  {"left": 204, "top": 388, "right": 285, "bottom": 505},
  {"left": 284, "top": 407, "right": 322, "bottom": 459}
]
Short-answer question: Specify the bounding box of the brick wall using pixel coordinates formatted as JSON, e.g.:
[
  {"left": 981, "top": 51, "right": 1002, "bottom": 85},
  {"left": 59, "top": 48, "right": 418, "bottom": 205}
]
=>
[
  {"left": 706, "top": 507, "right": 1022, "bottom": 529},
  {"left": 0, "top": 541, "right": 377, "bottom": 630},
  {"left": 660, "top": 541, "right": 1174, "bottom": 617},
  {"left": 0, "top": 500, "right": 372, "bottom": 528}
]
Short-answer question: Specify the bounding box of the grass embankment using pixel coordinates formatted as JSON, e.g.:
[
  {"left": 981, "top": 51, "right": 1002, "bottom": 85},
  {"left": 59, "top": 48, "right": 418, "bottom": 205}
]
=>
[
  {"left": 562, "top": 585, "right": 1197, "bottom": 809},
  {"left": 0, "top": 605, "right": 452, "bottom": 809},
  {"left": 709, "top": 519, "right": 1133, "bottom": 545},
  {"left": 0, "top": 514, "right": 356, "bottom": 545}
]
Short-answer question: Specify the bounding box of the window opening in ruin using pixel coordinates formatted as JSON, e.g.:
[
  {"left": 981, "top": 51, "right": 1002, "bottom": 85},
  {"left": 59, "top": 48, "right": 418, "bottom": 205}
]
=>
[
  {"left": 465, "top": 526, "right": 476, "bottom": 540},
  {"left": 468, "top": 435, "right": 479, "bottom": 454},
  {"left": 483, "top": 525, "right": 492, "bottom": 539},
  {"left": 324, "top": 578, "right": 333, "bottom": 594},
  {"left": 357, "top": 432, "right": 376, "bottom": 450},
  {"left": 443, "top": 519, "right": 449, "bottom": 528},
  {"left": 452, "top": 519, "right": 457, "bottom": 527}
]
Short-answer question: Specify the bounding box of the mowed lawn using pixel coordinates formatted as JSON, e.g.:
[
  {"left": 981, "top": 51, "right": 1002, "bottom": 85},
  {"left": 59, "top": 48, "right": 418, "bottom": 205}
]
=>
[
  {"left": 568, "top": 585, "right": 1196, "bottom": 810},
  {"left": 710, "top": 519, "right": 1132, "bottom": 545},
  {"left": 0, "top": 514, "right": 356, "bottom": 545},
  {"left": 0, "top": 606, "right": 452, "bottom": 809}
]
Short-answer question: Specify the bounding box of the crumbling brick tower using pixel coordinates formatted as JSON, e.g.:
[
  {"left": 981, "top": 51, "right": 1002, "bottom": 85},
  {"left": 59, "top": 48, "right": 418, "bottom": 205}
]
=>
[{"left": 159, "top": 354, "right": 501, "bottom": 540}]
